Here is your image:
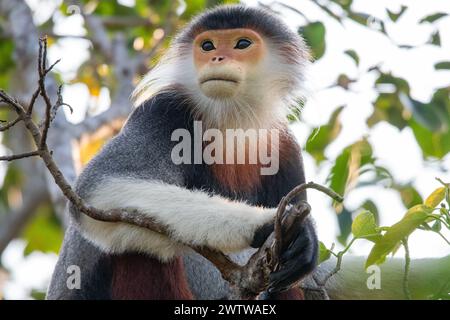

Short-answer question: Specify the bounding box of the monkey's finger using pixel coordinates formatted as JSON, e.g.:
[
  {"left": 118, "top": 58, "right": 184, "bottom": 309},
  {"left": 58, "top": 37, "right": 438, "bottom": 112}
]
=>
[
  {"left": 278, "top": 217, "right": 314, "bottom": 263},
  {"left": 267, "top": 258, "right": 312, "bottom": 293},
  {"left": 280, "top": 225, "right": 311, "bottom": 263}
]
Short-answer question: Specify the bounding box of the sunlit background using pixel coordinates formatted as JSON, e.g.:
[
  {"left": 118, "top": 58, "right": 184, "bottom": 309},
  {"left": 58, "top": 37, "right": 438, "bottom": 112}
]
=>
[{"left": 0, "top": 0, "right": 449, "bottom": 299}]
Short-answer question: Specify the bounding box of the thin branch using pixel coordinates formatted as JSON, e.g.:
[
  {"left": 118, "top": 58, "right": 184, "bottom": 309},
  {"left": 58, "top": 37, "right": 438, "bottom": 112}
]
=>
[
  {"left": 44, "top": 58, "right": 61, "bottom": 76},
  {"left": 27, "top": 87, "right": 40, "bottom": 115},
  {"left": 52, "top": 85, "right": 73, "bottom": 120},
  {"left": 0, "top": 150, "right": 39, "bottom": 161},
  {"left": 316, "top": 237, "right": 356, "bottom": 288},
  {"left": 435, "top": 230, "right": 450, "bottom": 246},
  {"left": 0, "top": 116, "right": 22, "bottom": 131},
  {"left": 38, "top": 36, "right": 54, "bottom": 149},
  {"left": 436, "top": 177, "right": 449, "bottom": 187},
  {"left": 402, "top": 238, "right": 412, "bottom": 300}
]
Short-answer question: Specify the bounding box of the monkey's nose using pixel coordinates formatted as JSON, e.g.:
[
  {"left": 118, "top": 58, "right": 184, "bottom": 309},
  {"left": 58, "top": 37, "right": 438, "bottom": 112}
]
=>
[{"left": 211, "top": 56, "right": 225, "bottom": 63}]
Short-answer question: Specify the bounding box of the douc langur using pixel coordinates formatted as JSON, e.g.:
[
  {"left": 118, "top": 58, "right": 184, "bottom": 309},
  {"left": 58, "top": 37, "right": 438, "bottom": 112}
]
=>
[{"left": 47, "top": 5, "right": 319, "bottom": 300}]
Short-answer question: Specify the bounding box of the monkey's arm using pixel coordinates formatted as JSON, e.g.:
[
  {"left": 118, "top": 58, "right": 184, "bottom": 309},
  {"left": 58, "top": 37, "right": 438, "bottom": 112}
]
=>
[{"left": 80, "top": 178, "right": 275, "bottom": 256}]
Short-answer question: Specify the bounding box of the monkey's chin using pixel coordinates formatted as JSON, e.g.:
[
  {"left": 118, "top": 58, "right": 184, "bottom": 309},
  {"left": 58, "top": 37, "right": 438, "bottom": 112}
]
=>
[{"left": 200, "top": 80, "right": 239, "bottom": 99}]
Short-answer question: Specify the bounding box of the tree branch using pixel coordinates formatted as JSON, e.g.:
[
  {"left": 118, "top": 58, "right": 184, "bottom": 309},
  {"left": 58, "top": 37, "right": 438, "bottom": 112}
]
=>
[
  {"left": 0, "top": 116, "right": 22, "bottom": 131},
  {"left": 0, "top": 150, "right": 39, "bottom": 161}
]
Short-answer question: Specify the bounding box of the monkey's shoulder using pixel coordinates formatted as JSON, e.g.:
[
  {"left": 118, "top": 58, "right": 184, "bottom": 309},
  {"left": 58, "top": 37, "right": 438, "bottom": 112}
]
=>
[
  {"left": 124, "top": 91, "right": 193, "bottom": 136},
  {"left": 73, "top": 92, "right": 191, "bottom": 200}
]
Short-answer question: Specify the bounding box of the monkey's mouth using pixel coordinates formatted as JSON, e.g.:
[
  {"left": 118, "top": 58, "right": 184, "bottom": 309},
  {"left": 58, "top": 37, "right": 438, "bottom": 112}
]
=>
[
  {"left": 200, "top": 77, "right": 239, "bottom": 85},
  {"left": 199, "top": 75, "right": 241, "bottom": 98}
]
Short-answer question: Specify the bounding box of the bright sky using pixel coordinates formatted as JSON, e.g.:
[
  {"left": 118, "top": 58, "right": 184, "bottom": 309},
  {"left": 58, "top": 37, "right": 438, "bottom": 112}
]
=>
[{"left": 2, "top": 0, "right": 450, "bottom": 299}]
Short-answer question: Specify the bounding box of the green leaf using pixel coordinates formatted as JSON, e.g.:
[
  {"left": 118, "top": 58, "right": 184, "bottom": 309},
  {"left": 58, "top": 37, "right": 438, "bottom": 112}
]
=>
[
  {"left": 318, "top": 241, "right": 332, "bottom": 264},
  {"left": 344, "top": 49, "right": 359, "bottom": 66},
  {"left": 306, "top": 106, "right": 344, "bottom": 163},
  {"left": 435, "top": 61, "right": 450, "bottom": 70},
  {"left": 425, "top": 187, "right": 446, "bottom": 208},
  {"left": 375, "top": 73, "right": 410, "bottom": 93},
  {"left": 352, "top": 211, "right": 382, "bottom": 242},
  {"left": 396, "top": 184, "right": 423, "bottom": 208},
  {"left": 361, "top": 200, "right": 380, "bottom": 224},
  {"left": 357, "top": 165, "right": 393, "bottom": 189},
  {"left": 299, "top": 22, "right": 326, "bottom": 60},
  {"left": 30, "top": 290, "right": 46, "bottom": 300},
  {"left": 401, "top": 94, "right": 445, "bottom": 131},
  {"left": 410, "top": 118, "right": 450, "bottom": 159},
  {"left": 431, "top": 220, "right": 442, "bottom": 232},
  {"left": 428, "top": 31, "right": 441, "bottom": 46},
  {"left": 368, "top": 73, "right": 413, "bottom": 129},
  {"left": 365, "top": 204, "right": 432, "bottom": 268},
  {"left": 348, "top": 12, "right": 387, "bottom": 34},
  {"left": 337, "top": 206, "right": 353, "bottom": 245},
  {"left": 327, "top": 139, "right": 374, "bottom": 197},
  {"left": 348, "top": 11, "right": 371, "bottom": 25},
  {"left": 330, "top": 0, "right": 352, "bottom": 10},
  {"left": 22, "top": 205, "right": 63, "bottom": 255},
  {"left": 419, "top": 13, "right": 448, "bottom": 24},
  {"left": 336, "top": 74, "right": 355, "bottom": 90},
  {"left": 387, "top": 6, "right": 407, "bottom": 22}
]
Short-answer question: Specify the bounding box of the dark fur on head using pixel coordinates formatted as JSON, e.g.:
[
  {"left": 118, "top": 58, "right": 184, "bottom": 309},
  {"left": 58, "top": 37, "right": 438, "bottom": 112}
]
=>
[{"left": 176, "top": 5, "right": 300, "bottom": 45}]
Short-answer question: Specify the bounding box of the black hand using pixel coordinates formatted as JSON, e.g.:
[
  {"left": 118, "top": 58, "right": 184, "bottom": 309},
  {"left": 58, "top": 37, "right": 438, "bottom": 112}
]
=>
[
  {"left": 267, "top": 218, "right": 318, "bottom": 294},
  {"left": 250, "top": 222, "right": 274, "bottom": 248},
  {"left": 250, "top": 203, "right": 306, "bottom": 248}
]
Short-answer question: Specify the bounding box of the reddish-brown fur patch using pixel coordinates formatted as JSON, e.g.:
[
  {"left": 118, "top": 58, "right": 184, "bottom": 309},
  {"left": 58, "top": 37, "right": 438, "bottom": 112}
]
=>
[
  {"left": 111, "top": 253, "right": 193, "bottom": 300},
  {"left": 211, "top": 162, "right": 262, "bottom": 192},
  {"left": 210, "top": 127, "right": 299, "bottom": 192}
]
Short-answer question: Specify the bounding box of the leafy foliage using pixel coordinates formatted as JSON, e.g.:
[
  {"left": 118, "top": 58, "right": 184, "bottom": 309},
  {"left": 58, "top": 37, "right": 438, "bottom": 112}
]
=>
[
  {"left": 319, "top": 181, "right": 450, "bottom": 298},
  {"left": 299, "top": 22, "right": 326, "bottom": 60}
]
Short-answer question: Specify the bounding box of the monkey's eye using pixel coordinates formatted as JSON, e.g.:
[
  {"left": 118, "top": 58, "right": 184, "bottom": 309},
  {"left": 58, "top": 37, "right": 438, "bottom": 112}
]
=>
[
  {"left": 234, "top": 38, "right": 252, "bottom": 50},
  {"left": 201, "top": 40, "right": 215, "bottom": 51}
]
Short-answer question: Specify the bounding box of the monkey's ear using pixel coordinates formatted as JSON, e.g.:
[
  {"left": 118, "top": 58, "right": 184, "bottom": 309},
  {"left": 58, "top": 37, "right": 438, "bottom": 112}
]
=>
[{"left": 250, "top": 222, "right": 274, "bottom": 248}]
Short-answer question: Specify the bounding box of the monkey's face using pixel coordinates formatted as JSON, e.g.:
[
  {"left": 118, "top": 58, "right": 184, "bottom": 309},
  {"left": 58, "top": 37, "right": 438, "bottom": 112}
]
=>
[{"left": 193, "top": 28, "right": 266, "bottom": 100}]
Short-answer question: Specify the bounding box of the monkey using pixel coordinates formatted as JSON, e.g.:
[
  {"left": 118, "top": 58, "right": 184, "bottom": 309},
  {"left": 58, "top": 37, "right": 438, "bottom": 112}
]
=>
[{"left": 47, "top": 5, "right": 318, "bottom": 300}]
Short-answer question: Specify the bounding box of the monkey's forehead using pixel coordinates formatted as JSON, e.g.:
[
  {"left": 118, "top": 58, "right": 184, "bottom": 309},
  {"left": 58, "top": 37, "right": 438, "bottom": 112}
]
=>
[
  {"left": 193, "top": 28, "right": 264, "bottom": 44},
  {"left": 175, "top": 5, "right": 300, "bottom": 45}
]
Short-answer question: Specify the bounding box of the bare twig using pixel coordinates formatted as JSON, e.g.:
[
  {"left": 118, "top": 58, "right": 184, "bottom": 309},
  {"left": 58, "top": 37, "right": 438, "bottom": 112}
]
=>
[
  {"left": 0, "top": 150, "right": 39, "bottom": 161},
  {"left": 0, "top": 116, "right": 22, "bottom": 131},
  {"left": 436, "top": 177, "right": 449, "bottom": 187},
  {"left": 27, "top": 87, "right": 40, "bottom": 115},
  {"left": 402, "top": 238, "right": 412, "bottom": 300},
  {"left": 38, "top": 37, "right": 54, "bottom": 148}
]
